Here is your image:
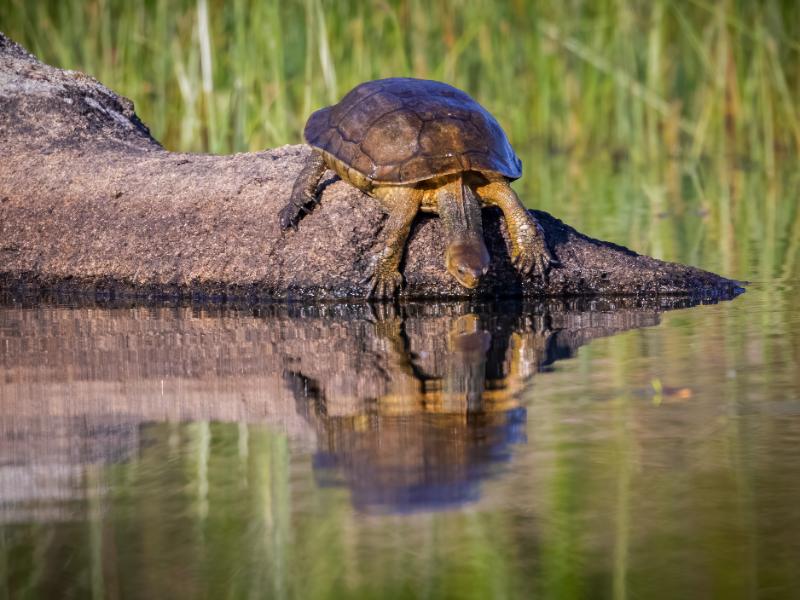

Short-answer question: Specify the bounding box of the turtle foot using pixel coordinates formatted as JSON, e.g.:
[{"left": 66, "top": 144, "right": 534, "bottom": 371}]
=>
[
  {"left": 513, "top": 244, "right": 554, "bottom": 279},
  {"left": 278, "top": 201, "right": 312, "bottom": 231},
  {"left": 511, "top": 222, "right": 555, "bottom": 281},
  {"left": 363, "top": 270, "right": 404, "bottom": 299}
]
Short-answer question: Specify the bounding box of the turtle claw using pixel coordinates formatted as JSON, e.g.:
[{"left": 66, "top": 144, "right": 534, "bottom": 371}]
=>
[
  {"left": 512, "top": 249, "right": 535, "bottom": 276},
  {"left": 508, "top": 217, "right": 556, "bottom": 281},
  {"left": 510, "top": 238, "right": 554, "bottom": 281},
  {"left": 532, "top": 251, "right": 553, "bottom": 280},
  {"left": 278, "top": 203, "right": 302, "bottom": 231},
  {"left": 364, "top": 270, "right": 403, "bottom": 299},
  {"left": 279, "top": 200, "right": 315, "bottom": 231}
]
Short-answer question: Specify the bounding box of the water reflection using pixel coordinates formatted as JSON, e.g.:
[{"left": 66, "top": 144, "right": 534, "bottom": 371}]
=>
[
  {"left": 0, "top": 295, "right": 713, "bottom": 519},
  {"left": 289, "top": 301, "right": 673, "bottom": 513}
]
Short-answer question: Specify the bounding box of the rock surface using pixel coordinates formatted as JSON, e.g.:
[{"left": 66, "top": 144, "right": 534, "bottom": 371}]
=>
[{"left": 0, "top": 32, "right": 743, "bottom": 301}]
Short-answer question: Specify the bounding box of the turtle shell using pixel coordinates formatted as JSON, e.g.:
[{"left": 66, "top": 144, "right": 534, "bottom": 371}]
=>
[{"left": 304, "top": 78, "right": 522, "bottom": 184}]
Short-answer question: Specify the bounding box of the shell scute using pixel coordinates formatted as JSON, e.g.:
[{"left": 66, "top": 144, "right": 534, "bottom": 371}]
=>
[{"left": 361, "top": 109, "right": 422, "bottom": 165}]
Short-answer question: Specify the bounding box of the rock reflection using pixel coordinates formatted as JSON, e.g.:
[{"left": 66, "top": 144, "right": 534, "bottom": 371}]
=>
[{"left": 0, "top": 295, "right": 708, "bottom": 517}]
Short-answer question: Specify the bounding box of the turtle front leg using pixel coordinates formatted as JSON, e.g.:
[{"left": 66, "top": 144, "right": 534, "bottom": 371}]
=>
[
  {"left": 475, "top": 179, "right": 554, "bottom": 279},
  {"left": 279, "top": 151, "right": 327, "bottom": 230},
  {"left": 364, "top": 187, "right": 422, "bottom": 299}
]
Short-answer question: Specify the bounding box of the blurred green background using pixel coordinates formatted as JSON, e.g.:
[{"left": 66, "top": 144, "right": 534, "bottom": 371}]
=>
[{"left": 2, "top": 0, "right": 799, "bottom": 280}]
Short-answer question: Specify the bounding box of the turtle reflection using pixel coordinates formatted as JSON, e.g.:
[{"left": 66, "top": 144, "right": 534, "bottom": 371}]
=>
[{"left": 286, "top": 303, "right": 562, "bottom": 513}]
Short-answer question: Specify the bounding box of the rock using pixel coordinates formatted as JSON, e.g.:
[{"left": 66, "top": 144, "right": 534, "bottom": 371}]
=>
[{"left": 0, "top": 32, "right": 743, "bottom": 302}]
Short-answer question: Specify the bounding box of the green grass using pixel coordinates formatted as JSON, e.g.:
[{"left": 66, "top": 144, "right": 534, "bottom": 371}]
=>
[
  {"left": 2, "top": 0, "right": 799, "bottom": 279},
  {"left": 4, "top": 0, "right": 798, "bottom": 157}
]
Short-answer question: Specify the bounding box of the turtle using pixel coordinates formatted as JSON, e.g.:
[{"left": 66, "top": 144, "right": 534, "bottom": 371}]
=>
[{"left": 279, "top": 77, "right": 554, "bottom": 298}]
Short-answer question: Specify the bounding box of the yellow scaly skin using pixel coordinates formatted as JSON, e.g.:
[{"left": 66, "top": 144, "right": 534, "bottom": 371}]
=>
[{"left": 281, "top": 151, "right": 553, "bottom": 299}]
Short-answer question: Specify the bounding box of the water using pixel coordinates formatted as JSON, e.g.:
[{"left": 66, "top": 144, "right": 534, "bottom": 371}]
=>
[{"left": 1, "top": 283, "right": 799, "bottom": 599}]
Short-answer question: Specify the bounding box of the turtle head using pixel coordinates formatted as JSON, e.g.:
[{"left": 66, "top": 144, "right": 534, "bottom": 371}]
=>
[{"left": 445, "top": 240, "right": 490, "bottom": 289}]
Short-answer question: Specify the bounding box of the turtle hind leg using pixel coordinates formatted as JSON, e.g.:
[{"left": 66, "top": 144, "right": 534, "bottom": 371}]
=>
[
  {"left": 279, "top": 151, "right": 326, "bottom": 230},
  {"left": 475, "top": 179, "right": 554, "bottom": 279}
]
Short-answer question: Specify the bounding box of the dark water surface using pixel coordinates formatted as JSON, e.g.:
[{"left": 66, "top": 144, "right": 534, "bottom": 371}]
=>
[{"left": 1, "top": 285, "right": 799, "bottom": 599}]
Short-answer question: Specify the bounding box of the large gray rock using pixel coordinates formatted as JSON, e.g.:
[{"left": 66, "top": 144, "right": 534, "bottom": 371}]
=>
[{"left": 0, "top": 33, "right": 742, "bottom": 301}]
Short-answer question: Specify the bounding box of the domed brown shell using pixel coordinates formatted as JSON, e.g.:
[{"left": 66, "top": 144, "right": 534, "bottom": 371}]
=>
[{"left": 304, "top": 78, "right": 522, "bottom": 184}]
